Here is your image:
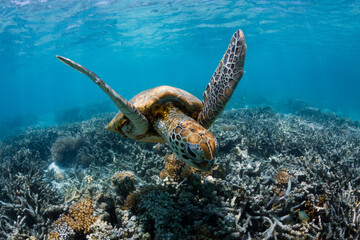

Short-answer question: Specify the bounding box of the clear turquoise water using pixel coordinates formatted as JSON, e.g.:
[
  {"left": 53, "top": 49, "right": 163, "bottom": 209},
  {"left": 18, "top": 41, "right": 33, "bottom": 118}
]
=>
[{"left": 1, "top": 0, "right": 360, "bottom": 137}]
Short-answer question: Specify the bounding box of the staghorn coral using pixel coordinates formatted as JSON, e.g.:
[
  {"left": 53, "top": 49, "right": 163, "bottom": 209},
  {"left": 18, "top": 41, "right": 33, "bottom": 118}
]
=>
[
  {"left": 210, "top": 107, "right": 360, "bottom": 239},
  {"left": 0, "top": 146, "right": 63, "bottom": 239},
  {"left": 303, "top": 193, "right": 329, "bottom": 222}
]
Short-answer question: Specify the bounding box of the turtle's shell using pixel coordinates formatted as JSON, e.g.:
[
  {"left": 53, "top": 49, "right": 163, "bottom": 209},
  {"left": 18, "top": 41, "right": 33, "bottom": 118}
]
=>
[{"left": 106, "top": 85, "right": 203, "bottom": 143}]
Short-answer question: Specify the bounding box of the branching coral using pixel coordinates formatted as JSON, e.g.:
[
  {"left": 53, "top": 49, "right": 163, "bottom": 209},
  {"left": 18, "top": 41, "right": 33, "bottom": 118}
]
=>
[
  {"left": 48, "top": 221, "right": 75, "bottom": 240},
  {"left": 0, "top": 147, "right": 63, "bottom": 239},
  {"left": 138, "top": 190, "right": 185, "bottom": 239},
  {"left": 51, "top": 135, "right": 84, "bottom": 167},
  {"left": 123, "top": 191, "right": 141, "bottom": 211},
  {"left": 50, "top": 197, "right": 98, "bottom": 237},
  {"left": 274, "top": 168, "right": 290, "bottom": 185},
  {"left": 111, "top": 171, "right": 136, "bottom": 198},
  {"left": 2, "top": 106, "right": 360, "bottom": 239},
  {"left": 159, "top": 153, "right": 216, "bottom": 181},
  {"left": 159, "top": 153, "right": 192, "bottom": 181}
]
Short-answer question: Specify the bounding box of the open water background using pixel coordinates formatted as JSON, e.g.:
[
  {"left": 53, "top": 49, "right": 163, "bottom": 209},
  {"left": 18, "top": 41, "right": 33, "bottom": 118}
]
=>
[{"left": 1, "top": 0, "right": 360, "bottom": 138}]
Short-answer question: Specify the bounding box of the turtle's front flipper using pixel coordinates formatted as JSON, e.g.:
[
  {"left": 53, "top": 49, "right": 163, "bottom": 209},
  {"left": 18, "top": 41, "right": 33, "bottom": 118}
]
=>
[
  {"left": 198, "top": 30, "right": 246, "bottom": 128},
  {"left": 56, "top": 56, "right": 149, "bottom": 136}
]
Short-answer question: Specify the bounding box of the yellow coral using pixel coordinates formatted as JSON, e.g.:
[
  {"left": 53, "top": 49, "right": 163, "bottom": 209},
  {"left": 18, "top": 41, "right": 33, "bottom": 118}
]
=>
[
  {"left": 303, "top": 194, "right": 328, "bottom": 221},
  {"left": 55, "top": 197, "right": 98, "bottom": 234},
  {"left": 48, "top": 231, "right": 59, "bottom": 240},
  {"left": 160, "top": 153, "right": 217, "bottom": 181},
  {"left": 123, "top": 190, "right": 141, "bottom": 211},
  {"left": 160, "top": 153, "right": 190, "bottom": 181},
  {"left": 274, "top": 168, "right": 290, "bottom": 185},
  {"left": 112, "top": 171, "right": 134, "bottom": 181},
  {"left": 84, "top": 175, "right": 94, "bottom": 183}
]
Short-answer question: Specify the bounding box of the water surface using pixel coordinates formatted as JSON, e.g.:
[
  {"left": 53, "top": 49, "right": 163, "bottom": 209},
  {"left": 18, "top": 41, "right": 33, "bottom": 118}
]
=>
[{"left": 1, "top": 0, "right": 360, "bottom": 137}]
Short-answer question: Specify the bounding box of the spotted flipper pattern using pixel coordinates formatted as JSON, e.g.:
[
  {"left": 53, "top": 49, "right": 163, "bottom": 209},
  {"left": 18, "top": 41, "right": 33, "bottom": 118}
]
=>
[{"left": 198, "top": 29, "right": 247, "bottom": 129}]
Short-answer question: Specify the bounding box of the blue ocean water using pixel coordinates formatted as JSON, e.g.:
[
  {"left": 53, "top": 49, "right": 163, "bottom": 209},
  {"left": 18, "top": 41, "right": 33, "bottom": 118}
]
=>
[{"left": 1, "top": 0, "right": 360, "bottom": 138}]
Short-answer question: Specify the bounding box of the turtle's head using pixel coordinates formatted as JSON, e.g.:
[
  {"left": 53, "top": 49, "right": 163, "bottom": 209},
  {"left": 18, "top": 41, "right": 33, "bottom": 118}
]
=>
[{"left": 169, "top": 120, "right": 217, "bottom": 171}]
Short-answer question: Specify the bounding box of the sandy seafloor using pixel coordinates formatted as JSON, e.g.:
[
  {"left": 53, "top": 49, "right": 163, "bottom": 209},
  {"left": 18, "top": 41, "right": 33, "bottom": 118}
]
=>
[{"left": 1, "top": 103, "right": 360, "bottom": 240}]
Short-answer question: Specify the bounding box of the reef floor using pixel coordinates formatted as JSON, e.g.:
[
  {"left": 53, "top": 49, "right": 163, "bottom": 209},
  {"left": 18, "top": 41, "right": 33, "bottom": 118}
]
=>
[{"left": 0, "top": 106, "right": 360, "bottom": 239}]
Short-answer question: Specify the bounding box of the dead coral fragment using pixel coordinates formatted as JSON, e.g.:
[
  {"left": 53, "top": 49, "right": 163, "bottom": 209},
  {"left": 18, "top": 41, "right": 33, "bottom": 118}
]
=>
[{"left": 54, "top": 197, "right": 98, "bottom": 234}]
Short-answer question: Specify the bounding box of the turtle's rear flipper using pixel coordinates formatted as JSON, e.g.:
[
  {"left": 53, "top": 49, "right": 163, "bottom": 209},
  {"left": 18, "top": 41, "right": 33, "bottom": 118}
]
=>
[
  {"left": 56, "top": 55, "right": 149, "bottom": 135},
  {"left": 198, "top": 30, "right": 246, "bottom": 128}
]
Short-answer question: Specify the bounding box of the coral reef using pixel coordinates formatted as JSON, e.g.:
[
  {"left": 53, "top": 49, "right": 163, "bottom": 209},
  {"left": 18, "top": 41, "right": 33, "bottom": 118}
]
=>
[
  {"left": 1, "top": 105, "right": 360, "bottom": 239},
  {"left": 159, "top": 153, "right": 219, "bottom": 182},
  {"left": 123, "top": 190, "right": 141, "bottom": 211},
  {"left": 0, "top": 145, "right": 63, "bottom": 239},
  {"left": 159, "top": 153, "right": 192, "bottom": 181},
  {"left": 138, "top": 190, "right": 185, "bottom": 239},
  {"left": 111, "top": 171, "right": 136, "bottom": 198},
  {"left": 49, "top": 197, "right": 98, "bottom": 239},
  {"left": 51, "top": 135, "right": 84, "bottom": 167}
]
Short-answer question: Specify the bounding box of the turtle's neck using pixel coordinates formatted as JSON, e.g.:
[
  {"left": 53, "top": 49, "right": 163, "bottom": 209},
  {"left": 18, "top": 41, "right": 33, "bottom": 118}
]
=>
[
  {"left": 153, "top": 105, "right": 194, "bottom": 143},
  {"left": 152, "top": 104, "right": 217, "bottom": 171}
]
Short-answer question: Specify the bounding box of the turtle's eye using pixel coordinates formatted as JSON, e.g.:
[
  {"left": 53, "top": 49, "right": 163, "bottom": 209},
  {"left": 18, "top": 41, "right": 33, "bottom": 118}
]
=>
[
  {"left": 184, "top": 142, "right": 213, "bottom": 171},
  {"left": 185, "top": 142, "right": 202, "bottom": 160},
  {"left": 185, "top": 143, "right": 197, "bottom": 159}
]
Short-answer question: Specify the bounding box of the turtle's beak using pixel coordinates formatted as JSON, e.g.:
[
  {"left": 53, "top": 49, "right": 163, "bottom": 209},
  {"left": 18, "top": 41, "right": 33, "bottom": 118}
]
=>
[{"left": 192, "top": 160, "right": 214, "bottom": 172}]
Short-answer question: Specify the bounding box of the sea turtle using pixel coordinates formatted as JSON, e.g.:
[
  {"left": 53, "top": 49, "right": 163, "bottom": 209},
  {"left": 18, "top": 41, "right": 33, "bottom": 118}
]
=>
[{"left": 56, "top": 29, "right": 246, "bottom": 171}]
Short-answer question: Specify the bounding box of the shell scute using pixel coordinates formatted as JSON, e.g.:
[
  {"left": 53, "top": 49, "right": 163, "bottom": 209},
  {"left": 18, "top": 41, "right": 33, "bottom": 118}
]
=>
[{"left": 106, "top": 85, "right": 202, "bottom": 142}]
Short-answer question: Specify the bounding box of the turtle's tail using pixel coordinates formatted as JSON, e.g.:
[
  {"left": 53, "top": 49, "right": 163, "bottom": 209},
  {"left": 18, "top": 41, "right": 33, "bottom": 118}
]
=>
[{"left": 56, "top": 55, "right": 149, "bottom": 135}]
